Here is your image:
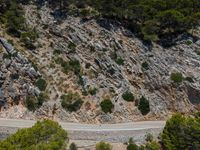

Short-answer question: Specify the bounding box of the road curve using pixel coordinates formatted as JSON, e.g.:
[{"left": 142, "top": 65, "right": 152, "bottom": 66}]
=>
[{"left": 0, "top": 118, "right": 165, "bottom": 131}]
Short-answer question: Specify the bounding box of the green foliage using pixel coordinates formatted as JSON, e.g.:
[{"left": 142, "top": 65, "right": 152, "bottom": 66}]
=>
[
  {"left": 68, "top": 42, "right": 76, "bottom": 53},
  {"left": 88, "top": 87, "right": 98, "bottom": 95},
  {"left": 142, "top": 62, "right": 149, "bottom": 70},
  {"left": 145, "top": 141, "right": 162, "bottom": 150},
  {"left": 100, "top": 99, "right": 114, "bottom": 113},
  {"left": 36, "top": 78, "right": 47, "bottom": 91},
  {"left": 170, "top": 72, "right": 183, "bottom": 83},
  {"left": 161, "top": 113, "right": 200, "bottom": 150},
  {"left": 127, "top": 143, "right": 139, "bottom": 150},
  {"left": 69, "top": 142, "right": 78, "bottom": 150},
  {"left": 10, "top": 73, "right": 19, "bottom": 80},
  {"left": 96, "top": 141, "right": 112, "bottom": 150},
  {"left": 122, "top": 91, "right": 134, "bottom": 102},
  {"left": 195, "top": 50, "right": 200, "bottom": 56},
  {"left": 26, "top": 95, "right": 38, "bottom": 111},
  {"left": 185, "top": 76, "right": 194, "bottom": 83},
  {"left": 0, "top": 120, "right": 68, "bottom": 150},
  {"left": 61, "top": 92, "right": 83, "bottom": 112},
  {"left": 145, "top": 133, "right": 153, "bottom": 142},
  {"left": 26, "top": 92, "right": 48, "bottom": 111},
  {"left": 2, "top": 53, "right": 11, "bottom": 59},
  {"left": 138, "top": 96, "right": 150, "bottom": 115},
  {"left": 127, "top": 138, "right": 139, "bottom": 150},
  {"left": 55, "top": 57, "right": 81, "bottom": 75},
  {"left": 20, "top": 30, "right": 38, "bottom": 50},
  {"left": 52, "top": 0, "right": 200, "bottom": 43},
  {"left": 115, "top": 57, "right": 125, "bottom": 66}
]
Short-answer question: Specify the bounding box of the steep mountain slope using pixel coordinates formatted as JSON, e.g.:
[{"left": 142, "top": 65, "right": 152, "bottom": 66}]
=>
[{"left": 0, "top": 4, "right": 200, "bottom": 123}]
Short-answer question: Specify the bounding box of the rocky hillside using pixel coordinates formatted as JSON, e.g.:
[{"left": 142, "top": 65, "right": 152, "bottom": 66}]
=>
[{"left": 0, "top": 3, "right": 200, "bottom": 123}]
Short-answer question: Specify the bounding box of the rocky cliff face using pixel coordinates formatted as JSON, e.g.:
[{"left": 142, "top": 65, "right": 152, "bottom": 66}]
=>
[{"left": 0, "top": 4, "right": 199, "bottom": 123}]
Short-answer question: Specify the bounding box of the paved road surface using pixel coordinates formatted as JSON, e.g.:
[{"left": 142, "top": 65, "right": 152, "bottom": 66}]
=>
[{"left": 0, "top": 118, "right": 165, "bottom": 131}]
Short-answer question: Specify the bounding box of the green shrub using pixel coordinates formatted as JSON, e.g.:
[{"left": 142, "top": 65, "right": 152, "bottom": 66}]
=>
[
  {"left": 185, "top": 40, "right": 193, "bottom": 45},
  {"left": 37, "top": 92, "right": 48, "bottom": 106},
  {"left": 20, "top": 31, "right": 38, "bottom": 50},
  {"left": 10, "top": 73, "right": 19, "bottom": 80},
  {"left": 57, "top": 58, "right": 81, "bottom": 75},
  {"left": 68, "top": 42, "right": 76, "bottom": 53},
  {"left": 53, "top": 49, "right": 61, "bottom": 55},
  {"left": 145, "top": 141, "right": 162, "bottom": 150},
  {"left": 96, "top": 142, "right": 112, "bottom": 150},
  {"left": 122, "top": 91, "right": 134, "bottom": 102},
  {"left": 142, "top": 62, "right": 149, "bottom": 70},
  {"left": 35, "top": 78, "right": 47, "bottom": 91},
  {"left": 170, "top": 72, "right": 183, "bottom": 83},
  {"left": 2, "top": 53, "right": 11, "bottom": 59},
  {"left": 26, "top": 92, "right": 48, "bottom": 111},
  {"left": 26, "top": 96, "right": 38, "bottom": 111},
  {"left": 88, "top": 87, "right": 97, "bottom": 95},
  {"left": 61, "top": 92, "right": 83, "bottom": 112},
  {"left": 185, "top": 77, "right": 194, "bottom": 83},
  {"left": 0, "top": 120, "right": 68, "bottom": 149},
  {"left": 115, "top": 57, "right": 124, "bottom": 65},
  {"left": 138, "top": 96, "right": 150, "bottom": 115},
  {"left": 100, "top": 99, "right": 114, "bottom": 113},
  {"left": 69, "top": 143, "right": 78, "bottom": 150},
  {"left": 196, "top": 51, "right": 200, "bottom": 56}
]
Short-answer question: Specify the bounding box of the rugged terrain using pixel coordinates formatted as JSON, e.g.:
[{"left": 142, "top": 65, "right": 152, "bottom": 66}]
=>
[{"left": 0, "top": 4, "right": 200, "bottom": 123}]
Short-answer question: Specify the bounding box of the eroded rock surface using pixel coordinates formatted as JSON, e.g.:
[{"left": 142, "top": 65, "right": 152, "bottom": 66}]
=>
[{"left": 0, "top": 4, "right": 199, "bottom": 123}]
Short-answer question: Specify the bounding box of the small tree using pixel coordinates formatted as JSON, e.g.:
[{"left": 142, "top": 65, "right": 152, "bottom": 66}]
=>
[
  {"left": 138, "top": 96, "right": 150, "bottom": 115},
  {"left": 96, "top": 142, "right": 112, "bottom": 150},
  {"left": 100, "top": 99, "right": 114, "bottom": 113}
]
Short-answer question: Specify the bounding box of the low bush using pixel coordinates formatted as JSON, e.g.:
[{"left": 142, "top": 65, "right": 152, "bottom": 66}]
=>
[
  {"left": 100, "top": 99, "right": 114, "bottom": 113},
  {"left": 142, "top": 62, "right": 149, "bottom": 70},
  {"left": 88, "top": 87, "right": 97, "bottom": 95},
  {"left": 61, "top": 92, "right": 83, "bottom": 112},
  {"left": 122, "top": 91, "right": 134, "bottom": 102},
  {"left": 35, "top": 78, "right": 47, "bottom": 91},
  {"left": 26, "top": 92, "right": 48, "bottom": 111},
  {"left": 170, "top": 72, "right": 183, "bottom": 83}
]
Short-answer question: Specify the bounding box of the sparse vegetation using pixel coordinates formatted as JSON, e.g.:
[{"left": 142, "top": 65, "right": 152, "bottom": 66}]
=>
[
  {"left": 122, "top": 91, "right": 134, "bottom": 102},
  {"left": 100, "top": 99, "right": 114, "bottom": 113},
  {"left": 26, "top": 92, "right": 48, "bottom": 111},
  {"left": 61, "top": 92, "right": 83, "bottom": 112},
  {"left": 170, "top": 72, "right": 183, "bottom": 83},
  {"left": 138, "top": 96, "right": 150, "bottom": 115}
]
